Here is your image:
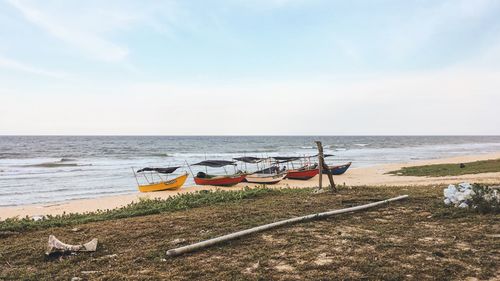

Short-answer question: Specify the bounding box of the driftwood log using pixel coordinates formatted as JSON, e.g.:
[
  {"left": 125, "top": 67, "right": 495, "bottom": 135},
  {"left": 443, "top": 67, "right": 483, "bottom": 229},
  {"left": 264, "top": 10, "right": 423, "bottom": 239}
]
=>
[
  {"left": 45, "top": 235, "right": 98, "bottom": 255},
  {"left": 166, "top": 195, "right": 409, "bottom": 257}
]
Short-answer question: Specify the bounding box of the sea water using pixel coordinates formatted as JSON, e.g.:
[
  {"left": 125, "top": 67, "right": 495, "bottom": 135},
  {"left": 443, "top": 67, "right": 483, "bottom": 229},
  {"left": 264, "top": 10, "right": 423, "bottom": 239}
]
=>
[{"left": 1, "top": 135, "right": 500, "bottom": 206}]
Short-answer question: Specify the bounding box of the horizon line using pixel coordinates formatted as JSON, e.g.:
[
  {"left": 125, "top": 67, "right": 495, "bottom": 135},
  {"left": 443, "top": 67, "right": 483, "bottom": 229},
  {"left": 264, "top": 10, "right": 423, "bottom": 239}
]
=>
[{"left": 1, "top": 134, "right": 500, "bottom": 137}]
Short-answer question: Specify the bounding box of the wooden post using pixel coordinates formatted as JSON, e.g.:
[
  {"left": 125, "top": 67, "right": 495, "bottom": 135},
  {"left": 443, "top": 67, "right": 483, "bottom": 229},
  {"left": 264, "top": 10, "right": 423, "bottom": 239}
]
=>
[
  {"left": 315, "top": 141, "right": 336, "bottom": 192},
  {"left": 317, "top": 143, "right": 323, "bottom": 190}
]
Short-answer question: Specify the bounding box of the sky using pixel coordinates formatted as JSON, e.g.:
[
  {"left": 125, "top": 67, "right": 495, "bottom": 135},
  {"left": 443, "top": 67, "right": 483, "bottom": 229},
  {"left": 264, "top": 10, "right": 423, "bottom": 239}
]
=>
[{"left": 0, "top": 0, "right": 499, "bottom": 135}]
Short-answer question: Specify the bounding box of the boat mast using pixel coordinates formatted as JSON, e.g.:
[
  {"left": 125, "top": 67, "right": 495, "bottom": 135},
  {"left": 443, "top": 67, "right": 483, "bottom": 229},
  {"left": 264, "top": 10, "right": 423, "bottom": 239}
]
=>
[
  {"left": 131, "top": 167, "right": 141, "bottom": 187},
  {"left": 185, "top": 161, "right": 195, "bottom": 178}
]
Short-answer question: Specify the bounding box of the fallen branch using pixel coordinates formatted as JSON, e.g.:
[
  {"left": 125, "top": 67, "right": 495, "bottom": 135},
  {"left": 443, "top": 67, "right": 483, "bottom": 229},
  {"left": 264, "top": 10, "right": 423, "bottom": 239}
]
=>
[
  {"left": 45, "top": 235, "right": 98, "bottom": 256},
  {"left": 166, "top": 195, "right": 409, "bottom": 256}
]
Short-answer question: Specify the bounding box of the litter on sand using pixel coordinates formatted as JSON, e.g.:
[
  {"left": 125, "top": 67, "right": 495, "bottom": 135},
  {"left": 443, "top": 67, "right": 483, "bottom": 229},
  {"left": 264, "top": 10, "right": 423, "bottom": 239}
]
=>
[{"left": 45, "top": 235, "right": 98, "bottom": 256}]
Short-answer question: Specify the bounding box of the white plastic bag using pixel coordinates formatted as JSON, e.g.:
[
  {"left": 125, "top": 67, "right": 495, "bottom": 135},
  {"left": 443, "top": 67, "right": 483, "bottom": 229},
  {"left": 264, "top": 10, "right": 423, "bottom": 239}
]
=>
[
  {"left": 443, "top": 185, "right": 457, "bottom": 198},
  {"left": 443, "top": 182, "right": 474, "bottom": 208},
  {"left": 458, "top": 182, "right": 472, "bottom": 190}
]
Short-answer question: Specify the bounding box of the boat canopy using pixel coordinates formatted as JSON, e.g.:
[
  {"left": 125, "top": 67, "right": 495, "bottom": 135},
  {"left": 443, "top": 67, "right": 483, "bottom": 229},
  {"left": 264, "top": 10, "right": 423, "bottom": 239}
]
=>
[
  {"left": 272, "top": 156, "right": 301, "bottom": 162},
  {"left": 309, "top": 153, "right": 334, "bottom": 158},
  {"left": 272, "top": 154, "right": 334, "bottom": 162},
  {"left": 232, "top": 156, "right": 265, "bottom": 163},
  {"left": 136, "top": 167, "right": 180, "bottom": 174},
  {"left": 193, "top": 160, "right": 236, "bottom": 167}
]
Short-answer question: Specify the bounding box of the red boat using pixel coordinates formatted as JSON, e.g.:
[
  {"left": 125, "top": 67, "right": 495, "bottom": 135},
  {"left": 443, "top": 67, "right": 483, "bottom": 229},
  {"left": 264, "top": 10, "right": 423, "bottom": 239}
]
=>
[
  {"left": 286, "top": 167, "right": 319, "bottom": 180},
  {"left": 191, "top": 160, "right": 246, "bottom": 186},
  {"left": 194, "top": 173, "right": 246, "bottom": 186}
]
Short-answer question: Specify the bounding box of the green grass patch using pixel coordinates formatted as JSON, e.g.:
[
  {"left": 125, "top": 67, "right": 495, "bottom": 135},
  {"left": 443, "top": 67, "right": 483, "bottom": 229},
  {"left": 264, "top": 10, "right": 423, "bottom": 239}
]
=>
[
  {"left": 0, "top": 186, "right": 311, "bottom": 233},
  {"left": 387, "top": 158, "right": 500, "bottom": 177}
]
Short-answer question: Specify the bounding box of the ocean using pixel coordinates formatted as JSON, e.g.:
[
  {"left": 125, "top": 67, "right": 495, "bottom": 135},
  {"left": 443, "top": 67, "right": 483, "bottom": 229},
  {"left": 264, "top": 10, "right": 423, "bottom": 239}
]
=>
[{"left": 1, "top": 135, "right": 500, "bottom": 206}]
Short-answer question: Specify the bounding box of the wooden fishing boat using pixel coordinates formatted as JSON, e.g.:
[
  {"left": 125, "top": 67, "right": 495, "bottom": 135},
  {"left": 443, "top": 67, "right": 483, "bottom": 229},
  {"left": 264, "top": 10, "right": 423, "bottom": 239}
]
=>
[
  {"left": 286, "top": 167, "right": 319, "bottom": 180},
  {"left": 245, "top": 173, "right": 286, "bottom": 184},
  {"left": 191, "top": 160, "right": 246, "bottom": 186},
  {"left": 322, "top": 162, "right": 352, "bottom": 175},
  {"left": 134, "top": 167, "right": 188, "bottom": 192},
  {"left": 270, "top": 156, "right": 320, "bottom": 180},
  {"left": 233, "top": 156, "right": 285, "bottom": 184},
  {"left": 194, "top": 173, "right": 246, "bottom": 186},
  {"left": 138, "top": 173, "right": 188, "bottom": 192}
]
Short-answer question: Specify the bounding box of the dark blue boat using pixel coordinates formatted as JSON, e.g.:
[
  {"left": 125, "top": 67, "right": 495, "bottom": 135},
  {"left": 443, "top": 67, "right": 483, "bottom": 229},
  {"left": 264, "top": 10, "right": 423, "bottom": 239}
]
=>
[{"left": 322, "top": 162, "right": 351, "bottom": 175}]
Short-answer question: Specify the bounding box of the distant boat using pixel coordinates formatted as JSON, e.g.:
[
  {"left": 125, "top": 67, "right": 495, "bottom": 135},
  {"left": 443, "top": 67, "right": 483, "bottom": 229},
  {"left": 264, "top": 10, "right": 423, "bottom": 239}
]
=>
[
  {"left": 322, "top": 162, "right": 352, "bottom": 175},
  {"left": 134, "top": 167, "right": 188, "bottom": 192},
  {"left": 191, "top": 160, "right": 246, "bottom": 186}
]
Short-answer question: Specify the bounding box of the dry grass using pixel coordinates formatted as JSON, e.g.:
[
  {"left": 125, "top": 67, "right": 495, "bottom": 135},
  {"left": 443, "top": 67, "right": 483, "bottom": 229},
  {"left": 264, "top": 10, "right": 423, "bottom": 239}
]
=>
[{"left": 1, "top": 185, "right": 499, "bottom": 280}]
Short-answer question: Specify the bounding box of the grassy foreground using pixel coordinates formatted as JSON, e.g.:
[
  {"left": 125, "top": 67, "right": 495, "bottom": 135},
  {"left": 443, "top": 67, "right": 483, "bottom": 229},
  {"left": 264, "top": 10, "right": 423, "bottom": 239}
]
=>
[
  {"left": 1, "top": 185, "right": 499, "bottom": 280},
  {"left": 0, "top": 187, "right": 302, "bottom": 232},
  {"left": 388, "top": 158, "right": 500, "bottom": 177}
]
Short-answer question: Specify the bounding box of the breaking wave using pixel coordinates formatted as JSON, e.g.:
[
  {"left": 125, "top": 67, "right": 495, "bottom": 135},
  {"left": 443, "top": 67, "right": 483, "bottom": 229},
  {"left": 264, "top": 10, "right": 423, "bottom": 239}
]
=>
[
  {"left": 354, "top": 143, "right": 369, "bottom": 147},
  {"left": 148, "top": 153, "right": 170, "bottom": 157},
  {"left": 0, "top": 152, "right": 23, "bottom": 159},
  {"left": 23, "top": 159, "right": 91, "bottom": 168}
]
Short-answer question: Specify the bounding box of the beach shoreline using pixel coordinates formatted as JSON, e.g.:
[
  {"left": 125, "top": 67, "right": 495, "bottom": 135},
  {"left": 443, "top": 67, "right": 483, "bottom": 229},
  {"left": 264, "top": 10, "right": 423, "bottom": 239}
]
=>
[{"left": 2, "top": 151, "right": 500, "bottom": 220}]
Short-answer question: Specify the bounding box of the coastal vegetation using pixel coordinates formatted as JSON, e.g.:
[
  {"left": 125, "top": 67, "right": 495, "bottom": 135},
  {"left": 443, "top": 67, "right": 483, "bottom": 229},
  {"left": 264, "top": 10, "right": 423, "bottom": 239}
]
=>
[
  {"left": 388, "top": 158, "right": 500, "bottom": 177},
  {"left": 0, "top": 187, "right": 309, "bottom": 232},
  {"left": 1, "top": 185, "right": 499, "bottom": 280}
]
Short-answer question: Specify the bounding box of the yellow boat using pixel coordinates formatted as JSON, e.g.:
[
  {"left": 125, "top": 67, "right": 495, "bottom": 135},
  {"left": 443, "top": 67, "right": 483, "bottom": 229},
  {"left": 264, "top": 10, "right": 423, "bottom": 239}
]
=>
[
  {"left": 134, "top": 167, "right": 188, "bottom": 192},
  {"left": 138, "top": 173, "right": 188, "bottom": 192}
]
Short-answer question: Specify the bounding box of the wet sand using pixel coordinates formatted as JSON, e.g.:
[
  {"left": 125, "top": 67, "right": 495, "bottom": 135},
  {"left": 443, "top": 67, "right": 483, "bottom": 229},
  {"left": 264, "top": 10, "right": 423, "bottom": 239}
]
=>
[{"left": 1, "top": 152, "right": 499, "bottom": 220}]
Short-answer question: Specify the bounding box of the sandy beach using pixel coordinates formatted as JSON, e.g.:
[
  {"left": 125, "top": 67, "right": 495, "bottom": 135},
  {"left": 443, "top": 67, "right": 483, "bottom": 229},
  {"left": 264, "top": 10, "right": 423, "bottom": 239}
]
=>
[{"left": 2, "top": 151, "right": 499, "bottom": 220}]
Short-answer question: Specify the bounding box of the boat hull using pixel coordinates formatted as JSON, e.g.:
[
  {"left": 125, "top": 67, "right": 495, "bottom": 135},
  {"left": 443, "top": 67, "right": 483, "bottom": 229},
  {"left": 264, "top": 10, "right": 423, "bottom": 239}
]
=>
[
  {"left": 138, "top": 173, "right": 188, "bottom": 192},
  {"left": 194, "top": 174, "right": 246, "bottom": 186},
  {"left": 245, "top": 173, "right": 286, "bottom": 184},
  {"left": 286, "top": 168, "right": 319, "bottom": 180},
  {"left": 322, "top": 162, "right": 352, "bottom": 175}
]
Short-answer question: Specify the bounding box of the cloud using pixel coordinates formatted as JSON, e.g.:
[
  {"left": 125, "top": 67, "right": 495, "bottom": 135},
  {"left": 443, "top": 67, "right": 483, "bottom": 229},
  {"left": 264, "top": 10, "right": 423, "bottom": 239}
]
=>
[
  {"left": 385, "top": 0, "right": 498, "bottom": 58},
  {"left": 0, "top": 56, "right": 68, "bottom": 78},
  {"left": 1, "top": 1, "right": 499, "bottom": 135},
  {"left": 2, "top": 62, "right": 498, "bottom": 135},
  {"left": 7, "top": 0, "right": 130, "bottom": 62}
]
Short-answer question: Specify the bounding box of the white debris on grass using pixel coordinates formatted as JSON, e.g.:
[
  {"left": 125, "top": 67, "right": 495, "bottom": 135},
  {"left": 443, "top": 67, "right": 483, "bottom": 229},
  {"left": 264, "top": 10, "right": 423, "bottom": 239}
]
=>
[
  {"left": 31, "top": 215, "right": 44, "bottom": 221},
  {"left": 443, "top": 182, "right": 475, "bottom": 208},
  {"left": 444, "top": 182, "right": 499, "bottom": 209},
  {"left": 458, "top": 202, "right": 469, "bottom": 208}
]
